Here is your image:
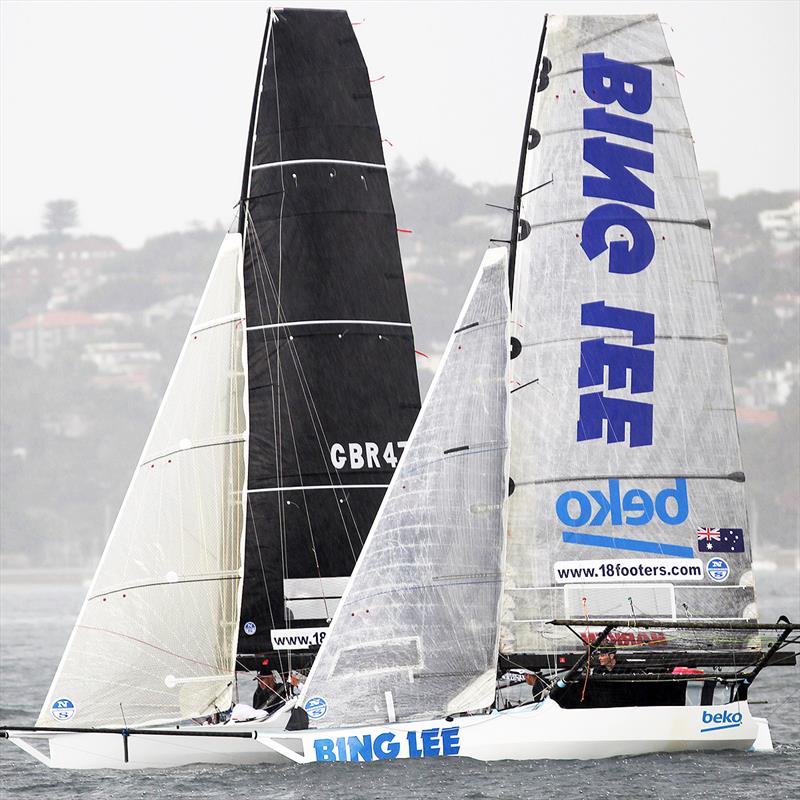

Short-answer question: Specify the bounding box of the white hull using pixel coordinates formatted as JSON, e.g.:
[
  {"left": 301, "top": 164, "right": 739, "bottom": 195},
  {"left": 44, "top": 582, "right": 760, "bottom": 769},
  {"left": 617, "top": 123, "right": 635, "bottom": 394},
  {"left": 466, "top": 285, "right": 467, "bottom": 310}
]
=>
[{"left": 8, "top": 699, "right": 771, "bottom": 769}]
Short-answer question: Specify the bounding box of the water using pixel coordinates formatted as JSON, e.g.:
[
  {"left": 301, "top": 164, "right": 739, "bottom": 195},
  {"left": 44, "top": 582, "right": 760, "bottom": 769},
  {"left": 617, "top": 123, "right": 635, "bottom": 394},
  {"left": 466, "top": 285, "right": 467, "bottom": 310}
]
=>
[{"left": 1, "top": 575, "right": 798, "bottom": 799}]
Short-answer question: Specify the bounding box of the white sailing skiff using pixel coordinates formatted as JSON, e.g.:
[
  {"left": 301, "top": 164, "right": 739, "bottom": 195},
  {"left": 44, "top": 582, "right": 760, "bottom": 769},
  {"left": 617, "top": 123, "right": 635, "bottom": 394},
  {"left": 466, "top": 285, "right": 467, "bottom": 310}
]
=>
[{"left": 3, "top": 10, "right": 797, "bottom": 769}]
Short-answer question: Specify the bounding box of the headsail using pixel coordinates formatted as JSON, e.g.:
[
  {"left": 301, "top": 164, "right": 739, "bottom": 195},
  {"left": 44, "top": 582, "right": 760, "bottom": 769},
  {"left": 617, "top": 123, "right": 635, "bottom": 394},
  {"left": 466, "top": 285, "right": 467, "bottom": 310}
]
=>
[
  {"left": 502, "top": 14, "right": 758, "bottom": 662},
  {"left": 236, "top": 9, "right": 420, "bottom": 666},
  {"left": 299, "top": 247, "right": 510, "bottom": 728},
  {"left": 38, "top": 234, "right": 247, "bottom": 728}
]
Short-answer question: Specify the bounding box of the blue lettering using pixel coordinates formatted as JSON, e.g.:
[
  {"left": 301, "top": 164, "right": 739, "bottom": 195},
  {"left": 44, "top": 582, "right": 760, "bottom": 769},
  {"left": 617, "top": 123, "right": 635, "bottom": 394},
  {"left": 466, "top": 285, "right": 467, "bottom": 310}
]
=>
[
  {"left": 583, "top": 138, "right": 654, "bottom": 208},
  {"left": 583, "top": 107, "right": 654, "bottom": 144},
  {"left": 336, "top": 737, "right": 347, "bottom": 761},
  {"left": 578, "top": 339, "right": 654, "bottom": 394},
  {"left": 555, "top": 481, "right": 686, "bottom": 526},
  {"left": 347, "top": 735, "right": 373, "bottom": 762},
  {"left": 581, "top": 301, "right": 654, "bottom": 346},
  {"left": 581, "top": 203, "right": 655, "bottom": 274},
  {"left": 588, "top": 479, "right": 622, "bottom": 525},
  {"left": 655, "top": 479, "right": 688, "bottom": 524},
  {"left": 420, "top": 728, "right": 441, "bottom": 757},
  {"left": 702, "top": 709, "right": 742, "bottom": 726},
  {"left": 407, "top": 730, "right": 422, "bottom": 759},
  {"left": 556, "top": 491, "right": 592, "bottom": 527},
  {"left": 373, "top": 732, "right": 400, "bottom": 759},
  {"left": 314, "top": 738, "right": 337, "bottom": 762},
  {"left": 578, "top": 392, "right": 653, "bottom": 447},
  {"left": 441, "top": 726, "right": 461, "bottom": 756},
  {"left": 622, "top": 489, "right": 654, "bottom": 525},
  {"left": 583, "top": 53, "right": 653, "bottom": 114}
]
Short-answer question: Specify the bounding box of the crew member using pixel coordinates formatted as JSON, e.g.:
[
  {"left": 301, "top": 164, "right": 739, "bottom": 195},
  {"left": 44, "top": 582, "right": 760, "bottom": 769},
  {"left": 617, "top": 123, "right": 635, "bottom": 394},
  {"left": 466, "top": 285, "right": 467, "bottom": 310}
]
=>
[
  {"left": 252, "top": 661, "right": 285, "bottom": 714},
  {"left": 594, "top": 644, "right": 618, "bottom": 674}
]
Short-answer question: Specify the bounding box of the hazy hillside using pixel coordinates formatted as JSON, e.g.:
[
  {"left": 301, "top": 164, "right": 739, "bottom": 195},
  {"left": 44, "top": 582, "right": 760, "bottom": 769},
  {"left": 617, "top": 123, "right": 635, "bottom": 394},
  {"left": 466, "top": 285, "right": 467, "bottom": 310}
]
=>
[{"left": 0, "top": 165, "right": 798, "bottom": 566}]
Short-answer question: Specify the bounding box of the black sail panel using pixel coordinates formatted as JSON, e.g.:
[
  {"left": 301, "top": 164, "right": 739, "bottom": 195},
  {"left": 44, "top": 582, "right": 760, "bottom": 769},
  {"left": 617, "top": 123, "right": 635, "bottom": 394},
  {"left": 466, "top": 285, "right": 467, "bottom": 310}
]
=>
[{"left": 237, "top": 9, "right": 420, "bottom": 664}]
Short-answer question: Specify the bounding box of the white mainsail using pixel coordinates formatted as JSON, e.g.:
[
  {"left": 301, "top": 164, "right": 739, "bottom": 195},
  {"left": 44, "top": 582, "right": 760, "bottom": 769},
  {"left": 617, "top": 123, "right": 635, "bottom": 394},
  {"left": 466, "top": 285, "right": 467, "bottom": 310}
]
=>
[
  {"left": 502, "top": 15, "right": 757, "bottom": 657},
  {"left": 38, "top": 233, "right": 248, "bottom": 728},
  {"left": 299, "top": 248, "right": 510, "bottom": 727}
]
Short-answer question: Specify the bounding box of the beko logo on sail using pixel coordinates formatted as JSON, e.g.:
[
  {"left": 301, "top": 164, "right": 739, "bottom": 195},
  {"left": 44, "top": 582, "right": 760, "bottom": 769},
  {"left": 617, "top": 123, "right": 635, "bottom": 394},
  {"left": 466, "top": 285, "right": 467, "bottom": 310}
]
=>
[
  {"left": 577, "top": 53, "right": 656, "bottom": 448},
  {"left": 556, "top": 478, "right": 688, "bottom": 527}
]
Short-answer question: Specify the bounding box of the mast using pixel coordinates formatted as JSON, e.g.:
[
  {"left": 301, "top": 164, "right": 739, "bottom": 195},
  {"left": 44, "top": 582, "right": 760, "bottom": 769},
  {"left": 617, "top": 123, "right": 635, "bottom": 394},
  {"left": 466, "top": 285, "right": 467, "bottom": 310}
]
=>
[
  {"left": 238, "top": 8, "right": 273, "bottom": 235},
  {"left": 508, "top": 15, "right": 548, "bottom": 306}
]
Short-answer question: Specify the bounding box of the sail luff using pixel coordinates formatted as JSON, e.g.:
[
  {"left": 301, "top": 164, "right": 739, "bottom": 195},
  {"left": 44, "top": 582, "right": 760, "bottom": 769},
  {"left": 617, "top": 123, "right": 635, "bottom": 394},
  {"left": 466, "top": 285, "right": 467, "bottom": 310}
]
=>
[
  {"left": 231, "top": 10, "right": 274, "bottom": 668},
  {"left": 508, "top": 14, "right": 548, "bottom": 304},
  {"left": 238, "top": 9, "right": 274, "bottom": 232}
]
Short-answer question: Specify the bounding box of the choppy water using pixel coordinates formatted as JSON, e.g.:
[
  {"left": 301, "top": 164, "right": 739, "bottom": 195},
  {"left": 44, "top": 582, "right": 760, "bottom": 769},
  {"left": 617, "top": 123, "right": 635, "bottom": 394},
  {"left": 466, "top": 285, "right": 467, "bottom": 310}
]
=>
[{"left": 1, "top": 574, "right": 798, "bottom": 799}]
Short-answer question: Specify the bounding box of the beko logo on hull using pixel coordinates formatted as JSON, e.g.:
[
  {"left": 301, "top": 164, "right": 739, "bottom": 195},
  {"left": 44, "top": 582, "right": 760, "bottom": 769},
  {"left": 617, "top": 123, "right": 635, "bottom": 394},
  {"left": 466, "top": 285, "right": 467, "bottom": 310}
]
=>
[
  {"left": 700, "top": 709, "right": 743, "bottom": 733},
  {"left": 556, "top": 479, "right": 688, "bottom": 527}
]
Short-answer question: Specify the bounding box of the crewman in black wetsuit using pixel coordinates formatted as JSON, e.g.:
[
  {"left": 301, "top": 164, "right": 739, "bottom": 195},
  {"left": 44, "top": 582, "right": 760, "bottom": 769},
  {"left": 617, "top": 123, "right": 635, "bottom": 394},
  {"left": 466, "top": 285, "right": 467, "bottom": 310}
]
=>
[
  {"left": 252, "top": 662, "right": 285, "bottom": 714},
  {"left": 593, "top": 644, "right": 619, "bottom": 675},
  {"left": 549, "top": 644, "right": 621, "bottom": 708}
]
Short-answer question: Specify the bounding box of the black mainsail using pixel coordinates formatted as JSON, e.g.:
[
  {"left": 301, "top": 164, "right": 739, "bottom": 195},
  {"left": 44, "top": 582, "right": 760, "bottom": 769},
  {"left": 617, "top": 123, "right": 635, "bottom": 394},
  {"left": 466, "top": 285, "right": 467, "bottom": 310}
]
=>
[{"left": 236, "top": 8, "right": 421, "bottom": 667}]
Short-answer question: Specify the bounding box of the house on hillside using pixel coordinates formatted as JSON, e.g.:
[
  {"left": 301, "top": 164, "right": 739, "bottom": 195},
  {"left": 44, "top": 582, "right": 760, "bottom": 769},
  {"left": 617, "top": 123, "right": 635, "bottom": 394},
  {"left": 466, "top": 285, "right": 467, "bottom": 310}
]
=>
[
  {"left": 9, "top": 311, "right": 110, "bottom": 365},
  {"left": 734, "top": 360, "right": 799, "bottom": 410},
  {"left": 758, "top": 199, "right": 800, "bottom": 252},
  {"left": 83, "top": 342, "right": 162, "bottom": 395}
]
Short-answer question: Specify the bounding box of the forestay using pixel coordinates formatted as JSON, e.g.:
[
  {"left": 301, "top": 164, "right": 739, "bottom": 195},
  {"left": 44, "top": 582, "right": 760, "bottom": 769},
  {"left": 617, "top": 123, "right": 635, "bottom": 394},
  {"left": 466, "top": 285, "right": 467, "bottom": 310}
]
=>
[
  {"left": 502, "top": 15, "right": 758, "bottom": 659},
  {"left": 38, "top": 234, "right": 247, "bottom": 728},
  {"left": 300, "top": 248, "right": 510, "bottom": 727}
]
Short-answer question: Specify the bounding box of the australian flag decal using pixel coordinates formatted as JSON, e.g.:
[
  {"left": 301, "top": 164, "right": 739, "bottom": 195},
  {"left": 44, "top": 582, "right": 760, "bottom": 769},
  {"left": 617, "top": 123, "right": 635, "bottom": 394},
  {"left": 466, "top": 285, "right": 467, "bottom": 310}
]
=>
[{"left": 696, "top": 527, "right": 745, "bottom": 553}]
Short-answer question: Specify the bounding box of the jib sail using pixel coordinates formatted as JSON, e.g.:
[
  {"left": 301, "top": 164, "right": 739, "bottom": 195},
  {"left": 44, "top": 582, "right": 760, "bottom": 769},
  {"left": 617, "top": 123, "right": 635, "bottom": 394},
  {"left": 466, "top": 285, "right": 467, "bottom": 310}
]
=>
[{"left": 300, "top": 248, "right": 510, "bottom": 727}]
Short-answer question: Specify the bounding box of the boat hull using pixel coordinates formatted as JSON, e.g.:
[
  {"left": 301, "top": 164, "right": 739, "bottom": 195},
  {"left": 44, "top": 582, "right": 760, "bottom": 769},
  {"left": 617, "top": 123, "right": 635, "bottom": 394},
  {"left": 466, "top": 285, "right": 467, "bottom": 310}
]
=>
[{"left": 11, "top": 699, "right": 769, "bottom": 769}]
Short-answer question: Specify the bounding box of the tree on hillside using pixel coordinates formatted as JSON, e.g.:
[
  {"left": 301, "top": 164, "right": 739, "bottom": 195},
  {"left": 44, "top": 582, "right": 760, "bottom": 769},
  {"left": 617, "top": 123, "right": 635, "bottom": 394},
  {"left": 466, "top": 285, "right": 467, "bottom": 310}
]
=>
[{"left": 43, "top": 199, "right": 79, "bottom": 236}]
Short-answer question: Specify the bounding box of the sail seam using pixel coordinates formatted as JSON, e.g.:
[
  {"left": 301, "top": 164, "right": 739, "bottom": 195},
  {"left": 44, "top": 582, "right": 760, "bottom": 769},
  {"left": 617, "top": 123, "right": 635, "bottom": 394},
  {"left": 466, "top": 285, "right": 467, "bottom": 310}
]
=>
[
  {"left": 252, "top": 158, "right": 387, "bottom": 170},
  {"left": 248, "top": 483, "right": 389, "bottom": 493},
  {"left": 537, "top": 126, "right": 690, "bottom": 138},
  {"left": 520, "top": 472, "right": 746, "bottom": 486},
  {"left": 246, "top": 319, "right": 412, "bottom": 332},
  {"left": 88, "top": 575, "right": 240, "bottom": 601},
  {"left": 189, "top": 313, "right": 244, "bottom": 335},
  {"left": 139, "top": 436, "right": 246, "bottom": 467},
  {"left": 527, "top": 216, "right": 711, "bottom": 230},
  {"left": 520, "top": 333, "right": 728, "bottom": 348}
]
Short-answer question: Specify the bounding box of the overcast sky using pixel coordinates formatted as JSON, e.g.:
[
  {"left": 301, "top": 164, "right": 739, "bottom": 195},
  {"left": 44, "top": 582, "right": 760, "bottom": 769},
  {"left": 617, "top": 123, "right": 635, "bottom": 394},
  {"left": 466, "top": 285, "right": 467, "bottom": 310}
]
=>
[{"left": 1, "top": 0, "right": 798, "bottom": 246}]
